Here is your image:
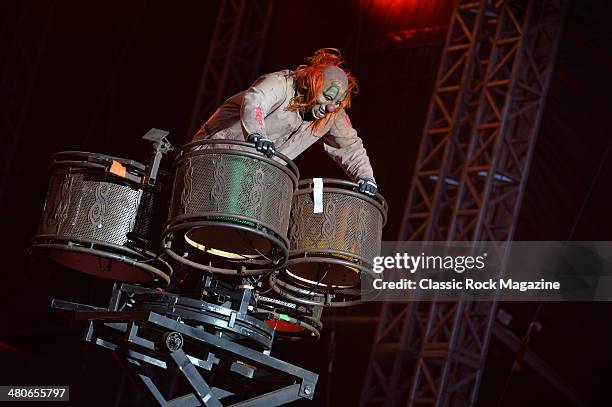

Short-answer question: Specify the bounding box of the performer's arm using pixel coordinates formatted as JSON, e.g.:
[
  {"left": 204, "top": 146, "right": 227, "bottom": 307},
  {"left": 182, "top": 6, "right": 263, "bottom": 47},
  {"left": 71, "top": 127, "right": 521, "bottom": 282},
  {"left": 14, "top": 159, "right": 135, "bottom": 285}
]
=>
[
  {"left": 322, "top": 110, "right": 375, "bottom": 182},
  {"left": 240, "top": 73, "right": 287, "bottom": 139}
]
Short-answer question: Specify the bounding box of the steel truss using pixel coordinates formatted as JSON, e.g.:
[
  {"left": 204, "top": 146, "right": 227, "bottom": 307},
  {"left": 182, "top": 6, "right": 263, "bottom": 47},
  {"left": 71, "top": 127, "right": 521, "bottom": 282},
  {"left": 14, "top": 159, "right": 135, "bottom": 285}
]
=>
[
  {"left": 186, "top": 0, "right": 274, "bottom": 141},
  {"left": 360, "top": 1, "right": 568, "bottom": 406}
]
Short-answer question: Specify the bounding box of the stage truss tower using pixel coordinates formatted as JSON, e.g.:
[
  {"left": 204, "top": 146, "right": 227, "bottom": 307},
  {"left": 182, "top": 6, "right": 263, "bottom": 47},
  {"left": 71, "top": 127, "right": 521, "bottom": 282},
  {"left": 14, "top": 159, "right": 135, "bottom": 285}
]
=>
[{"left": 360, "top": 0, "right": 568, "bottom": 406}]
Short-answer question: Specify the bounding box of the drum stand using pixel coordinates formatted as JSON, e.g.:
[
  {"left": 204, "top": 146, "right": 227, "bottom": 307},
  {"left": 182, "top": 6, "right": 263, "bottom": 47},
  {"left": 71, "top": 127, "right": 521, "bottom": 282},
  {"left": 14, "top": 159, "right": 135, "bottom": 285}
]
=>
[{"left": 51, "top": 284, "right": 318, "bottom": 406}]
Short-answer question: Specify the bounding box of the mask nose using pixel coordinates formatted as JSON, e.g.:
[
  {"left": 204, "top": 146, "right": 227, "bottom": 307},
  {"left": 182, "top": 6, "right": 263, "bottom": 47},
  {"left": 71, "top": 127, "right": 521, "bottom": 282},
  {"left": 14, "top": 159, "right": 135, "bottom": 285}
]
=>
[{"left": 325, "top": 104, "right": 336, "bottom": 113}]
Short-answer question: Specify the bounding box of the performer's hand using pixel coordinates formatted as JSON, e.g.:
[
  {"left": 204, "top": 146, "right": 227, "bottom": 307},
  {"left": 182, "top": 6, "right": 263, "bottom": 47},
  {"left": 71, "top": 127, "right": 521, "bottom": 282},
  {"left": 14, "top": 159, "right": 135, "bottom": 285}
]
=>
[
  {"left": 357, "top": 178, "right": 377, "bottom": 197},
  {"left": 248, "top": 133, "right": 276, "bottom": 158}
]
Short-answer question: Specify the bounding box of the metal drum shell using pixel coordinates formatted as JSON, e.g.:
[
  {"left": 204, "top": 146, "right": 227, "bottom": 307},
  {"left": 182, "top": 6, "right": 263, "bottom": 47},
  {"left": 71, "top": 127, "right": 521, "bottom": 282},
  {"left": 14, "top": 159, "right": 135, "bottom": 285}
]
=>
[
  {"left": 163, "top": 140, "right": 299, "bottom": 275},
  {"left": 29, "top": 151, "right": 172, "bottom": 285},
  {"left": 286, "top": 178, "right": 388, "bottom": 289}
]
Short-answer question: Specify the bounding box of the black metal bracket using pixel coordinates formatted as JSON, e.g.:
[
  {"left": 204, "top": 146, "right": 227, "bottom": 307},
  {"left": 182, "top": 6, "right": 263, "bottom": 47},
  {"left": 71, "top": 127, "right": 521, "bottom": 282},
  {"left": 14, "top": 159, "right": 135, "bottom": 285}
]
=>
[
  {"left": 51, "top": 284, "right": 318, "bottom": 406},
  {"left": 142, "top": 128, "right": 174, "bottom": 186}
]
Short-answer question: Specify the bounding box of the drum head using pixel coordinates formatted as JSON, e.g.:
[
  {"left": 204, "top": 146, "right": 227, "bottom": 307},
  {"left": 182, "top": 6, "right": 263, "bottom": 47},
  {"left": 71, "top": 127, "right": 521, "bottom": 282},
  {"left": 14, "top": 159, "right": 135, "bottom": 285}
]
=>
[
  {"left": 265, "top": 319, "right": 305, "bottom": 333},
  {"left": 31, "top": 242, "right": 172, "bottom": 285},
  {"left": 255, "top": 293, "right": 323, "bottom": 340},
  {"left": 286, "top": 260, "right": 361, "bottom": 288},
  {"left": 185, "top": 225, "right": 274, "bottom": 261},
  {"left": 48, "top": 250, "right": 151, "bottom": 282}
]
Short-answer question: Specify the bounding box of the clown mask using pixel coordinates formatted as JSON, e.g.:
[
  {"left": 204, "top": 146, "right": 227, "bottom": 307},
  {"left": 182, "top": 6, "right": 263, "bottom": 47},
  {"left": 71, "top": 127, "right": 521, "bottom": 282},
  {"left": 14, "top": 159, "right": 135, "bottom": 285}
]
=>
[{"left": 309, "top": 66, "right": 349, "bottom": 120}]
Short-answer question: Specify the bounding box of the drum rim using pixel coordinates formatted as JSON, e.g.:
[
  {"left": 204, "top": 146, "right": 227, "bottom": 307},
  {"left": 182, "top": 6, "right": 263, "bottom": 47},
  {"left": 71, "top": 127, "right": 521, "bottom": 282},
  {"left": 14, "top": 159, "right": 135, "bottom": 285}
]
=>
[
  {"left": 47, "top": 153, "right": 171, "bottom": 192},
  {"left": 270, "top": 271, "right": 366, "bottom": 308},
  {"left": 50, "top": 151, "right": 148, "bottom": 174},
  {"left": 254, "top": 282, "right": 323, "bottom": 339},
  {"left": 29, "top": 236, "right": 172, "bottom": 285},
  {"left": 177, "top": 139, "right": 300, "bottom": 183},
  {"left": 166, "top": 212, "right": 291, "bottom": 249},
  {"left": 286, "top": 248, "right": 377, "bottom": 285},
  {"left": 162, "top": 220, "right": 289, "bottom": 275},
  {"left": 32, "top": 233, "right": 164, "bottom": 260},
  {"left": 294, "top": 178, "right": 388, "bottom": 225}
]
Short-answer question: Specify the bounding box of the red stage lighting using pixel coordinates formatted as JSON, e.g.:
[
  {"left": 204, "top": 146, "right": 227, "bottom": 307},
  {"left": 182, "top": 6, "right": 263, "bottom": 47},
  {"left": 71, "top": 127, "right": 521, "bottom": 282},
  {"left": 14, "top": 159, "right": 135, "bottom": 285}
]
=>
[{"left": 361, "top": 0, "right": 454, "bottom": 32}]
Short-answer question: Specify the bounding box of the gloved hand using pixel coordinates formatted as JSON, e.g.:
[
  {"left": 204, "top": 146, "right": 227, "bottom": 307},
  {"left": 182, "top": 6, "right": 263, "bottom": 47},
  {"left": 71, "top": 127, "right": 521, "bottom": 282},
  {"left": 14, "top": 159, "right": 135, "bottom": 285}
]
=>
[
  {"left": 248, "top": 133, "right": 276, "bottom": 158},
  {"left": 357, "top": 178, "right": 377, "bottom": 197}
]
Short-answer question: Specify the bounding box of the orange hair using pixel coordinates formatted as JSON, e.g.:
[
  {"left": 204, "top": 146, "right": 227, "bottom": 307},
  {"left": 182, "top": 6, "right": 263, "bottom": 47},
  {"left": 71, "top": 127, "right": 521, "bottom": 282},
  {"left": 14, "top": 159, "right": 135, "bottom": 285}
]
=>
[{"left": 287, "top": 48, "right": 358, "bottom": 127}]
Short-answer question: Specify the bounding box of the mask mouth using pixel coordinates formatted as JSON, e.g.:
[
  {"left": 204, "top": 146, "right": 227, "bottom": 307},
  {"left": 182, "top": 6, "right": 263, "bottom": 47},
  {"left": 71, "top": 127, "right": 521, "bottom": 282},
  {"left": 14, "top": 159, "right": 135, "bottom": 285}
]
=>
[{"left": 311, "top": 105, "right": 327, "bottom": 119}]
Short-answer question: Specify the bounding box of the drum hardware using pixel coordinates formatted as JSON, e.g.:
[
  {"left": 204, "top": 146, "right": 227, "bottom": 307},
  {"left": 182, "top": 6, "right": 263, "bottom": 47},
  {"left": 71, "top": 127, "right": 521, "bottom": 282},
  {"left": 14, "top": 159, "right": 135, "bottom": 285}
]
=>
[
  {"left": 173, "top": 268, "right": 264, "bottom": 308},
  {"left": 50, "top": 283, "right": 318, "bottom": 406},
  {"left": 163, "top": 139, "right": 299, "bottom": 276},
  {"left": 142, "top": 128, "right": 174, "bottom": 186},
  {"left": 253, "top": 290, "right": 323, "bottom": 341},
  {"left": 129, "top": 285, "right": 274, "bottom": 350},
  {"left": 271, "top": 268, "right": 382, "bottom": 308},
  {"left": 29, "top": 129, "right": 174, "bottom": 285},
  {"left": 31, "top": 133, "right": 394, "bottom": 404}
]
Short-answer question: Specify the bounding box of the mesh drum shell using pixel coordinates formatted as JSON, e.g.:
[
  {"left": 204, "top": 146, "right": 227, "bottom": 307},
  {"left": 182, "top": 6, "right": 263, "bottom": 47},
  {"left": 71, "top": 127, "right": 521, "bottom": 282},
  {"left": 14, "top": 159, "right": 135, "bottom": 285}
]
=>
[
  {"left": 163, "top": 140, "right": 299, "bottom": 274},
  {"left": 29, "top": 151, "right": 171, "bottom": 284},
  {"left": 287, "top": 178, "right": 388, "bottom": 288}
]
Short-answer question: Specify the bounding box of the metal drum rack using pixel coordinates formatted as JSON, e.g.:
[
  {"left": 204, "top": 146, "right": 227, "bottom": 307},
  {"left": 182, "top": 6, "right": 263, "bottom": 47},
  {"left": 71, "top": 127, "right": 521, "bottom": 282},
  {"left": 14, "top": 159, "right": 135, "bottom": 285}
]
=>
[
  {"left": 52, "top": 283, "right": 318, "bottom": 407},
  {"left": 32, "top": 135, "right": 393, "bottom": 405}
]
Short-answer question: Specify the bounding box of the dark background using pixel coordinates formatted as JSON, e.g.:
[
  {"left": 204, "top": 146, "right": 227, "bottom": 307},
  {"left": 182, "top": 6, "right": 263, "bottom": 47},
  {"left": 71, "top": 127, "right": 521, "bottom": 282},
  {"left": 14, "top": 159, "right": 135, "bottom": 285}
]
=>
[{"left": 1, "top": 0, "right": 612, "bottom": 405}]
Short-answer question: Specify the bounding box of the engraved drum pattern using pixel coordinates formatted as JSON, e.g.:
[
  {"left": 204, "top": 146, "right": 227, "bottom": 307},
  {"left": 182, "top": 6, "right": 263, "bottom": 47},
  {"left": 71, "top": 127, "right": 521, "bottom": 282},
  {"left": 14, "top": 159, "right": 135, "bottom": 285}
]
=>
[
  {"left": 40, "top": 171, "right": 142, "bottom": 245},
  {"left": 163, "top": 140, "right": 299, "bottom": 275},
  {"left": 169, "top": 153, "right": 294, "bottom": 242},
  {"left": 30, "top": 151, "right": 172, "bottom": 284},
  {"left": 289, "top": 191, "right": 384, "bottom": 264}
]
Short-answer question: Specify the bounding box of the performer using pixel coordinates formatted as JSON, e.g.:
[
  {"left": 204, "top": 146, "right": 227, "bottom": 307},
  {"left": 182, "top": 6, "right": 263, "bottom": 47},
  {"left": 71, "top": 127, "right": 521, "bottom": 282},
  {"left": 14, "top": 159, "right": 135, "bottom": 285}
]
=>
[{"left": 192, "top": 48, "right": 378, "bottom": 196}]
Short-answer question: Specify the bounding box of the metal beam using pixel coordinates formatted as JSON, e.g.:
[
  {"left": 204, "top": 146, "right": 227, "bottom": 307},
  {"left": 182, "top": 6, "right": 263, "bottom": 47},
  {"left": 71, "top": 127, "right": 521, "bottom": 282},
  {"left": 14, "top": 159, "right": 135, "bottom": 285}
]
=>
[
  {"left": 328, "top": 316, "right": 590, "bottom": 407},
  {"left": 360, "top": 2, "right": 499, "bottom": 405},
  {"left": 361, "top": 1, "right": 568, "bottom": 406}
]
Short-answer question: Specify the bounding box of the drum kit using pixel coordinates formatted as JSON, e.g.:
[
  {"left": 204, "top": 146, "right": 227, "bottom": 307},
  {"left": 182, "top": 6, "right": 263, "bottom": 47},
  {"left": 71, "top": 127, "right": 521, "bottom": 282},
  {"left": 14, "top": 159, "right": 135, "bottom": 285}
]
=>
[{"left": 29, "top": 129, "right": 387, "bottom": 406}]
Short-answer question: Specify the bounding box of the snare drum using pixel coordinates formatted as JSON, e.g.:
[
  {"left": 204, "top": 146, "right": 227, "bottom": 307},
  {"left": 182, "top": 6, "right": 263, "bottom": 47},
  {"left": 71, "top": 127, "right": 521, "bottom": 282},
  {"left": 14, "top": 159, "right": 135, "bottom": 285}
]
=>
[
  {"left": 277, "top": 178, "right": 387, "bottom": 305},
  {"left": 29, "top": 152, "right": 172, "bottom": 284},
  {"left": 162, "top": 140, "right": 299, "bottom": 275}
]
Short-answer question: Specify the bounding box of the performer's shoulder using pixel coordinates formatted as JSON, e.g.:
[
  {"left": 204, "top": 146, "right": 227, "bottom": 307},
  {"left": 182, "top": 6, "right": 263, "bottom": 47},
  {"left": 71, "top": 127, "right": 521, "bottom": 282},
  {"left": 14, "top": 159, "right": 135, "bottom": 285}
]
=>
[
  {"left": 276, "top": 69, "right": 295, "bottom": 78},
  {"left": 255, "top": 69, "right": 294, "bottom": 86},
  {"left": 265, "top": 69, "right": 295, "bottom": 83}
]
